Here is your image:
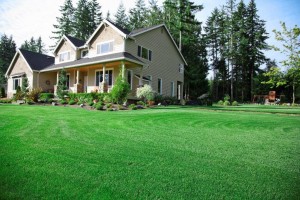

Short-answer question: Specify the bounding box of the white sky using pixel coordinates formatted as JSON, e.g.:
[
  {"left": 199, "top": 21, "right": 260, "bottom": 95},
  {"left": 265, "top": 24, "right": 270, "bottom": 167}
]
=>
[{"left": 0, "top": 0, "right": 300, "bottom": 70}]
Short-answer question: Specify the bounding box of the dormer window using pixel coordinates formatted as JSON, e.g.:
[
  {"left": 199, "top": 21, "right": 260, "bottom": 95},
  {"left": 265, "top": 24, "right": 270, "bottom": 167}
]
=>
[
  {"left": 97, "top": 41, "right": 114, "bottom": 54},
  {"left": 81, "top": 50, "right": 88, "bottom": 58},
  {"left": 59, "top": 51, "right": 70, "bottom": 62}
]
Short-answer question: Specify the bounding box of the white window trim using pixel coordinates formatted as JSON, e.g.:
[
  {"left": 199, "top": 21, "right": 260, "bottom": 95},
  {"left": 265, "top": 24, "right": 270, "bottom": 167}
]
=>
[
  {"left": 158, "top": 78, "right": 162, "bottom": 95},
  {"left": 81, "top": 49, "right": 88, "bottom": 58},
  {"left": 138, "top": 45, "right": 152, "bottom": 62},
  {"left": 95, "top": 68, "right": 114, "bottom": 86},
  {"left": 13, "top": 77, "right": 21, "bottom": 91},
  {"left": 96, "top": 40, "right": 114, "bottom": 55},
  {"left": 179, "top": 64, "right": 184, "bottom": 74},
  {"left": 171, "top": 81, "right": 175, "bottom": 97},
  {"left": 58, "top": 51, "right": 71, "bottom": 63}
]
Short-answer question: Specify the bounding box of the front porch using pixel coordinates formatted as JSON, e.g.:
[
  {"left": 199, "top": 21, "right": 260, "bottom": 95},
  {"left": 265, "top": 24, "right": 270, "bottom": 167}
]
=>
[{"left": 51, "top": 60, "right": 144, "bottom": 97}]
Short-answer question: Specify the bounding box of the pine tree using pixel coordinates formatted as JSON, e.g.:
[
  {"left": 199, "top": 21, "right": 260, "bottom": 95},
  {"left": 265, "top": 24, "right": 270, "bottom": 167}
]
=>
[
  {"left": 21, "top": 37, "right": 47, "bottom": 54},
  {"left": 51, "top": 0, "right": 75, "bottom": 47},
  {"left": 0, "top": 34, "right": 16, "bottom": 84},
  {"left": 89, "top": 0, "right": 102, "bottom": 31},
  {"left": 74, "top": 0, "right": 93, "bottom": 40},
  {"left": 128, "top": 0, "right": 148, "bottom": 30},
  {"left": 114, "top": 2, "right": 129, "bottom": 29},
  {"left": 148, "top": 0, "right": 163, "bottom": 26},
  {"left": 57, "top": 68, "right": 68, "bottom": 99}
]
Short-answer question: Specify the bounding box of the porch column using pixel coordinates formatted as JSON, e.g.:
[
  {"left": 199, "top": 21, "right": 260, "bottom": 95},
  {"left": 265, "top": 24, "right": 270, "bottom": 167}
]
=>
[
  {"left": 139, "top": 67, "right": 143, "bottom": 87},
  {"left": 56, "top": 71, "right": 59, "bottom": 84},
  {"left": 76, "top": 70, "right": 80, "bottom": 84},
  {"left": 101, "top": 64, "right": 107, "bottom": 93},
  {"left": 102, "top": 64, "right": 106, "bottom": 84},
  {"left": 121, "top": 61, "right": 125, "bottom": 79}
]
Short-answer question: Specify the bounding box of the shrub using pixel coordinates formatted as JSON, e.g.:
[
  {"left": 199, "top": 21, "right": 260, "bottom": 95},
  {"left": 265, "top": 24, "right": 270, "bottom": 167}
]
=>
[
  {"left": 103, "top": 94, "right": 112, "bottom": 103},
  {"left": 154, "top": 93, "right": 163, "bottom": 103},
  {"left": 232, "top": 101, "right": 238, "bottom": 106},
  {"left": 137, "top": 101, "right": 145, "bottom": 106},
  {"left": 68, "top": 100, "right": 76, "bottom": 105},
  {"left": 136, "top": 84, "right": 155, "bottom": 102},
  {"left": 128, "top": 104, "right": 137, "bottom": 110},
  {"left": 218, "top": 100, "right": 224, "bottom": 105},
  {"left": 0, "top": 99, "right": 12, "bottom": 103},
  {"left": 27, "top": 87, "right": 43, "bottom": 102},
  {"left": 1, "top": 87, "right": 5, "bottom": 98},
  {"left": 26, "top": 99, "right": 35, "bottom": 105},
  {"left": 60, "top": 99, "right": 67, "bottom": 104},
  {"left": 224, "top": 94, "right": 230, "bottom": 102},
  {"left": 88, "top": 101, "right": 94, "bottom": 106},
  {"left": 40, "top": 93, "right": 54, "bottom": 102},
  {"left": 57, "top": 68, "right": 68, "bottom": 99},
  {"left": 93, "top": 101, "right": 104, "bottom": 110},
  {"left": 106, "top": 103, "right": 112, "bottom": 108},
  {"left": 107, "top": 108, "right": 114, "bottom": 111},
  {"left": 223, "top": 100, "right": 231, "bottom": 106},
  {"left": 111, "top": 75, "right": 130, "bottom": 104}
]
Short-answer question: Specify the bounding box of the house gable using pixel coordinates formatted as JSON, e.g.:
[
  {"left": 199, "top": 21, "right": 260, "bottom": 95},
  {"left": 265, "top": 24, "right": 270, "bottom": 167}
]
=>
[
  {"left": 6, "top": 52, "right": 32, "bottom": 77},
  {"left": 54, "top": 37, "right": 77, "bottom": 64}
]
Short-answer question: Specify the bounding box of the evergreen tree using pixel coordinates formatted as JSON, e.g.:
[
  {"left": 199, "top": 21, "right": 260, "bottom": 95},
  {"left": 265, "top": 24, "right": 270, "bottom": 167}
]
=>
[
  {"left": 89, "top": 0, "right": 102, "bottom": 31},
  {"left": 114, "top": 2, "right": 129, "bottom": 29},
  {"left": 51, "top": 0, "right": 75, "bottom": 46},
  {"left": 128, "top": 0, "right": 148, "bottom": 30},
  {"left": 21, "top": 75, "right": 29, "bottom": 94},
  {"left": 74, "top": 0, "right": 93, "bottom": 40},
  {"left": 21, "top": 36, "right": 47, "bottom": 54},
  {"left": 147, "top": 0, "right": 163, "bottom": 26},
  {"left": 57, "top": 68, "right": 68, "bottom": 99},
  {"left": 0, "top": 34, "right": 16, "bottom": 84}
]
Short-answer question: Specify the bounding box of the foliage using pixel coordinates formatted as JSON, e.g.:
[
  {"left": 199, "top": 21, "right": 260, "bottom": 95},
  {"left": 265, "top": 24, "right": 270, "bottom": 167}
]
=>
[
  {"left": 0, "top": 99, "right": 12, "bottom": 103},
  {"left": 232, "top": 101, "right": 239, "bottom": 106},
  {"left": 272, "top": 22, "right": 300, "bottom": 104},
  {"left": 106, "top": 103, "right": 112, "bottom": 109},
  {"left": 39, "top": 93, "right": 54, "bottom": 102},
  {"left": 0, "top": 34, "right": 16, "bottom": 84},
  {"left": 128, "top": 0, "right": 148, "bottom": 30},
  {"left": 27, "top": 87, "right": 43, "bottom": 102},
  {"left": 14, "top": 86, "right": 24, "bottom": 101},
  {"left": 68, "top": 100, "right": 76, "bottom": 105},
  {"left": 128, "top": 104, "right": 137, "bottom": 110},
  {"left": 1, "top": 87, "right": 5, "bottom": 98},
  {"left": 223, "top": 94, "right": 230, "bottom": 102},
  {"left": 223, "top": 100, "right": 231, "bottom": 106},
  {"left": 218, "top": 100, "right": 224, "bottom": 105},
  {"left": 136, "top": 84, "right": 154, "bottom": 102},
  {"left": 262, "top": 67, "right": 286, "bottom": 88},
  {"left": 114, "top": 2, "right": 129, "bottom": 29},
  {"left": 21, "top": 76, "right": 29, "bottom": 94},
  {"left": 93, "top": 101, "right": 104, "bottom": 110},
  {"left": 60, "top": 99, "right": 67, "bottom": 104},
  {"left": 21, "top": 36, "right": 47, "bottom": 54},
  {"left": 56, "top": 68, "right": 68, "bottom": 99},
  {"left": 110, "top": 75, "right": 130, "bottom": 104}
]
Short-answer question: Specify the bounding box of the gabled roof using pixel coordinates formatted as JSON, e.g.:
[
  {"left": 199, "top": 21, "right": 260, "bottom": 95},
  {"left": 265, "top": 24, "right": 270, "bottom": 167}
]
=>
[
  {"left": 65, "top": 35, "right": 85, "bottom": 47},
  {"left": 86, "top": 18, "right": 130, "bottom": 45},
  {"left": 5, "top": 49, "right": 54, "bottom": 76},
  {"left": 130, "top": 24, "right": 187, "bottom": 66},
  {"left": 53, "top": 35, "right": 85, "bottom": 54},
  {"left": 41, "top": 52, "right": 144, "bottom": 72}
]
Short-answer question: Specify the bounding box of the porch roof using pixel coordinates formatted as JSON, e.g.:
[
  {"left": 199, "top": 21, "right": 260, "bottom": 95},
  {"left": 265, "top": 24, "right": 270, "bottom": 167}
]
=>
[{"left": 41, "top": 52, "right": 144, "bottom": 72}]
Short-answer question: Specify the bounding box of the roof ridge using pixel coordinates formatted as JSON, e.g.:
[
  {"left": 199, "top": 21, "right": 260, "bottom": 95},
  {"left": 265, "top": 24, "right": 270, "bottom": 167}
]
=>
[{"left": 19, "top": 48, "right": 54, "bottom": 57}]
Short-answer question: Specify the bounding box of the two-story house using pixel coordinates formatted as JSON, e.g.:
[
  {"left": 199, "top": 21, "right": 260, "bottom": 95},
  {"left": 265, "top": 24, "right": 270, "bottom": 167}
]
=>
[{"left": 5, "top": 19, "right": 187, "bottom": 100}]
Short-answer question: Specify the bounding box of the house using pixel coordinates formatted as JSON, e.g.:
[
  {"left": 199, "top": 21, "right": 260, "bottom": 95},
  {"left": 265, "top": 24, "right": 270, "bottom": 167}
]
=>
[{"left": 5, "top": 19, "right": 187, "bottom": 100}]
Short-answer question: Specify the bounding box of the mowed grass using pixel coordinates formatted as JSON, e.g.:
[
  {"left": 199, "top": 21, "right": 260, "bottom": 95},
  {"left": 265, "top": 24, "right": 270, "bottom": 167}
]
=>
[{"left": 0, "top": 105, "right": 299, "bottom": 199}]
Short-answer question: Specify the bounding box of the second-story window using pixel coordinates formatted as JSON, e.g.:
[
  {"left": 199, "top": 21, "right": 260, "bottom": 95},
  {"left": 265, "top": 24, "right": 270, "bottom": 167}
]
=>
[
  {"left": 97, "top": 41, "right": 114, "bottom": 54},
  {"left": 138, "top": 45, "right": 152, "bottom": 61},
  {"left": 59, "top": 51, "right": 70, "bottom": 62}
]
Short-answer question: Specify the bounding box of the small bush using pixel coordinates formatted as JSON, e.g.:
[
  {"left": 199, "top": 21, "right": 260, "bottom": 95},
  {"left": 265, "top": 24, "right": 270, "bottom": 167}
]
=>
[
  {"left": 0, "top": 99, "right": 12, "bottom": 103},
  {"left": 107, "top": 108, "right": 114, "bottom": 111},
  {"left": 27, "top": 87, "right": 43, "bottom": 102},
  {"left": 93, "top": 102, "right": 104, "bottom": 110},
  {"left": 60, "top": 99, "right": 67, "bottom": 104},
  {"left": 111, "top": 75, "right": 130, "bottom": 104},
  {"left": 68, "top": 100, "right": 76, "bottom": 105},
  {"left": 224, "top": 94, "right": 230, "bottom": 102},
  {"left": 128, "top": 104, "right": 137, "bottom": 110},
  {"left": 137, "top": 84, "right": 155, "bottom": 102},
  {"left": 232, "top": 101, "right": 238, "bottom": 106},
  {"left": 26, "top": 99, "right": 35, "bottom": 105},
  {"left": 88, "top": 101, "right": 94, "bottom": 106},
  {"left": 40, "top": 93, "right": 54, "bottom": 103},
  {"left": 106, "top": 103, "right": 112, "bottom": 108},
  {"left": 223, "top": 100, "right": 231, "bottom": 106},
  {"left": 218, "top": 100, "right": 224, "bottom": 105},
  {"left": 103, "top": 94, "right": 112, "bottom": 103},
  {"left": 77, "top": 101, "right": 84, "bottom": 105},
  {"left": 137, "top": 101, "right": 146, "bottom": 106}
]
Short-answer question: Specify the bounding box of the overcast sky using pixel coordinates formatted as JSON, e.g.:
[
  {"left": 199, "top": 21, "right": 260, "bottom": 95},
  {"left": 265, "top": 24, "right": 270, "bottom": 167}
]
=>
[{"left": 1, "top": 0, "right": 300, "bottom": 69}]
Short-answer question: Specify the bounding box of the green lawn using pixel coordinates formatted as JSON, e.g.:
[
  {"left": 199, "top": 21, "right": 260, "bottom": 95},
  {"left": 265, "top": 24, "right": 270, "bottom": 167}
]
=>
[{"left": 0, "top": 104, "right": 299, "bottom": 199}]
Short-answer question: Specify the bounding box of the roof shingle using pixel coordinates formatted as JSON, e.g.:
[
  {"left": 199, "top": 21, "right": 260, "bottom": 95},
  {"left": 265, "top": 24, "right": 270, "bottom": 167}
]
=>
[
  {"left": 19, "top": 49, "right": 54, "bottom": 71},
  {"left": 65, "top": 35, "right": 85, "bottom": 47}
]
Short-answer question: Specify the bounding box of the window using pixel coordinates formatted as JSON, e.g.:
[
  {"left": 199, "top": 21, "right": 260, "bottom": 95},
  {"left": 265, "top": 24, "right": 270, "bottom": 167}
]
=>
[
  {"left": 179, "top": 64, "right": 184, "bottom": 73},
  {"left": 96, "top": 70, "right": 113, "bottom": 86},
  {"left": 171, "top": 82, "right": 174, "bottom": 97},
  {"left": 158, "top": 78, "right": 162, "bottom": 94},
  {"left": 59, "top": 51, "right": 70, "bottom": 62},
  {"left": 127, "top": 70, "right": 132, "bottom": 89},
  {"left": 137, "top": 45, "right": 152, "bottom": 61},
  {"left": 81, "top": 50, "right": 88, "bottom": 58},
  {"left": 97, "top": 41, "right": 114, "bottom": 54},
  {"left": 13, "top": 78, "right": 21, "bottom": 90}
]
